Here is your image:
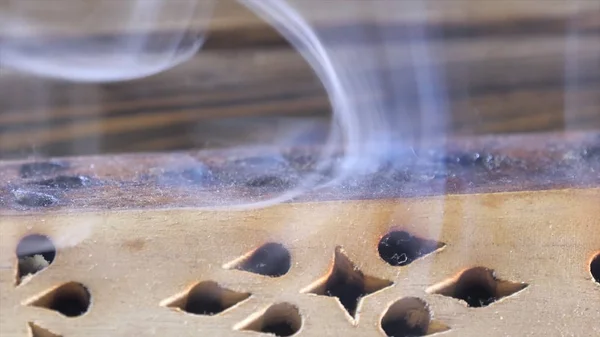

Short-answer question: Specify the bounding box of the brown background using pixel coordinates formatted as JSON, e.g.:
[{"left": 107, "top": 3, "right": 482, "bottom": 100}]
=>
[{"left": 0, "top": 0, "right": 599, "bottom": 159}]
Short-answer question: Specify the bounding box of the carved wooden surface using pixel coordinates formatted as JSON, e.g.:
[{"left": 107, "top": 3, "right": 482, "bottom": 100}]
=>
[
  {"left": 1, "top": 131, "right": 599, "bottom": 336},
  {"left": 1, "top": 189, "right": 598, "bottom": 337}
]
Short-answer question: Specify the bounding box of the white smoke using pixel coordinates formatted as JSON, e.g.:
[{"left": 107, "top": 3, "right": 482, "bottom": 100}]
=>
[
  {"left": 0, "top": 0, "right": 451, "bottom": 210},
  {"left": 0, "top": 0, "right": 214, "bottom": 82}
]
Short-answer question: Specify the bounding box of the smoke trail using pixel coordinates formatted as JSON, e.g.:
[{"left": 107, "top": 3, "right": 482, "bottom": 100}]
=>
[
  {"left": 0, "top": 0, "right": 213, "bottom": 82},
  {"left": 217, "top": 0, "right": 452, "bottom": 210},
  {"left": 0, "top": 0, "right": 452, "bottom": 210}
]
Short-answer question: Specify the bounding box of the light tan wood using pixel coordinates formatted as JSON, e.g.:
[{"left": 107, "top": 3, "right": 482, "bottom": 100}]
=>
[{"left": 1, "top": 188, "right": 598, "bottom": 336}]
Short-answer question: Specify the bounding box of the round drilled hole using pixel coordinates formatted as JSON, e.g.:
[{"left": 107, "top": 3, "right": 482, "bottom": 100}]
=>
[
  {"left": 16, "top": 234, "right": 56, "bottom": 284},
  {"left": 591, "top": 253, "right": 600, "bottom": 284},
  {"left": 381, "top": 297, "right": 430, "bottom": 337},
  {"left": 452, "top": 268, "right": 497, "bottom": 308},
  {"left": 50, "top": 284, "right": 90, "bottom": 317},
  {"left": 29, "top": 282, "right": 91, "bottom": 317},
  {"left": 378, "top": 231, "right": 443, "bottom": 267}
]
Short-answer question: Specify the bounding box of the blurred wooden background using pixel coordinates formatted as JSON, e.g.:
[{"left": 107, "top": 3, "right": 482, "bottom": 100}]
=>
[{"left": 0, "top": 0, "right": 599, "bottom": 159}]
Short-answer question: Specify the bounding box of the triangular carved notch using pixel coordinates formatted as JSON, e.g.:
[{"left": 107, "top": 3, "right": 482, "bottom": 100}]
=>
[
  {"left": 224, "top": 242, "right": 291, "bottom": 277},
  {"left": 28, "top": 322, "right": 62, "bottom": 337},
  {"left": 26, "top": 282, "right": 91, "bottom": 317},
  {"left": 428, "top": 267, "right": 528, "bottom": 307},
  {"left": 162, "top": 281, "right": 250, "bottom": 316}
]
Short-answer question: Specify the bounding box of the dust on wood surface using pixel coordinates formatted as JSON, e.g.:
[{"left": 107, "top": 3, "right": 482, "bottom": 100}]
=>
[{"left": 0, "top": 131, "right": 599, "bottom": 213}]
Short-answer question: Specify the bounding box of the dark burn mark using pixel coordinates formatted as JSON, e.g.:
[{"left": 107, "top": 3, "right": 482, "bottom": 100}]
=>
[
  {"left": 234, "top": 154, "right": 290, "bottom": 171},
  {"left": 213, "top": 154, "right": 298, "bottom": 190},
  {"left": 442, "top": 152, "right": 503, "bottom": 170},
  {"left": 122, "top": 239, "right": 145, "bottom": 253},
  {"left": 31, "top": 175, "right": 91, "bottom": 190},
  {"left": 12, "top": 189, "right": 59, "bottom": 207},
  {"left": 19, "top": 161, "right": 69, "bottom": 178},
  {"left": 245, "top": 176, "right": 291, "bottom": 189}
]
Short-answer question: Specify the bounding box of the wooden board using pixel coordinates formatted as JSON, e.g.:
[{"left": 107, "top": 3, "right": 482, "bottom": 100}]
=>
[
  {"left": 0, "top": 131, "right": 599, "bottom": 336},
  {"left": 0, "top": 188, "right": 598, "bottom": 337}
]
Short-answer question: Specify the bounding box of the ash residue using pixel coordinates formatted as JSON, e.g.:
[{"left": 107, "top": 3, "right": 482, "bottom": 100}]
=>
[
  {"left": 8, "top": 160, "right": 100, "bottom": 209},
  {"left": 441, "top": 152, "right": 507, "bottom": 171},
  {"left": 19, "top": 161, "right": 69, "bottom": 178},
  {"left": 244, "top": 175, "right": 292, "bottom": 190},
  {"left": 138, "top": 154, "right": 301, "bottom": 195},
  {"left": 30, "top": 175, "right": 91, "bottom": 190},
  {"left": 154, "top": 165, "right": 214, "bottom": 186},
  {"left": 12, "top": 188, "right": 59, "bottom": 207},
  {"left": 216, "top": 154, "right": 300, "bottom": 192}
]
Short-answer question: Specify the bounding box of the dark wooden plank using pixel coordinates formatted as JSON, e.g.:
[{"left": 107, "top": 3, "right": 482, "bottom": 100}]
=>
[{"left": 1, "top": 0, "right": 599, "bottom": 158}]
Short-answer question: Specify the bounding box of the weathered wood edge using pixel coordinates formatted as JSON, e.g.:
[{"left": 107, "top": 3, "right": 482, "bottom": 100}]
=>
[{"left": 0, "top": 131, "right": 599, "bottom": 214}]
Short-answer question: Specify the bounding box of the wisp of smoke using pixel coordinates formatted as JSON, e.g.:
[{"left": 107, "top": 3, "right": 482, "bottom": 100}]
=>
[
  {"left": 0, "top": 0, "right": 213, "bottom": 82},
  {"left": 227, "top": 0, "right": 450, "bottom": 209},
  {"left": 0, "top": 0, "right": 451, "bottom": 210}
]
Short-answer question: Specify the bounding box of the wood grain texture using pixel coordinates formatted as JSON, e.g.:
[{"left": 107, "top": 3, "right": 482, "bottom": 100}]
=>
[
  {"left": 1, "top": 0, "right": 599, "bottom": 158},
  {"left": 1, "top": 188, "right": 598, "bottom": 336}
]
